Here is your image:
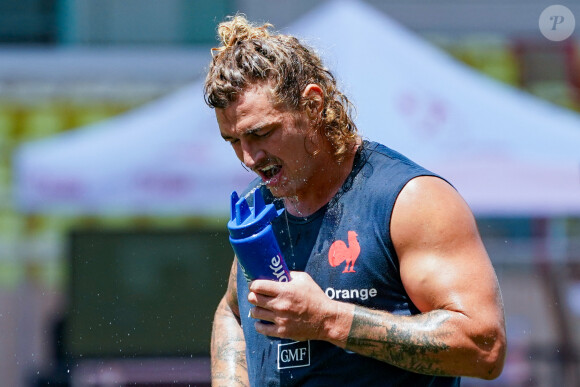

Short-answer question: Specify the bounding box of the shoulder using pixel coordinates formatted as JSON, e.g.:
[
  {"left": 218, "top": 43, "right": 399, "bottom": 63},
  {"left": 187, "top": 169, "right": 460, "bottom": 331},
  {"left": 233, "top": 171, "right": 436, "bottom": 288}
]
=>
[
  {"left": 392, "top": 176, "right": 474, "bottom": 234},
  {"left": 395, "top": 175, "right": 463, "bottom": 211},
  {"left": 391, "top": 175, "right": 475, "bottom": 251}
]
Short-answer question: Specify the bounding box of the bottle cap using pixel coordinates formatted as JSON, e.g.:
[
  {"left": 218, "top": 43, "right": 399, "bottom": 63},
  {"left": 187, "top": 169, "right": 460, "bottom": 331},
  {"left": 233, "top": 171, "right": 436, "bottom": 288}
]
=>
[{"left": 227, "top": 189, "right": 284, "bottom": 238}]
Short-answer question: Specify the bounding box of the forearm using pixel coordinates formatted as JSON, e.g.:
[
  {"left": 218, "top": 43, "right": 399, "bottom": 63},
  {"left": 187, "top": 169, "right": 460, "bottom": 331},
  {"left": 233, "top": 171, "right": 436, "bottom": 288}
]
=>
[
  {"left": 211, "top": 297, "right": 249, "bottom": 387},
  {"left": 327, "top": 304, "right": 503, "bottom": 379},
  {"left": 346, "top": 306, "right": 454, "bottom": 376}
]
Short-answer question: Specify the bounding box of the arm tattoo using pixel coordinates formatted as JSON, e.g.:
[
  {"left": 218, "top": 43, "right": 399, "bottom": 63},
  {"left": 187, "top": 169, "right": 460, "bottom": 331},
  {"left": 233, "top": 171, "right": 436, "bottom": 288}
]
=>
[
  {"left": 211, "top": 260, "right": 249, "bottom": 386},
  {"left": 346, "top": 306, "right": 453, "bottom": 376},
  {"left": 211, "top": 301, "right": 249, "bottom": 386}
]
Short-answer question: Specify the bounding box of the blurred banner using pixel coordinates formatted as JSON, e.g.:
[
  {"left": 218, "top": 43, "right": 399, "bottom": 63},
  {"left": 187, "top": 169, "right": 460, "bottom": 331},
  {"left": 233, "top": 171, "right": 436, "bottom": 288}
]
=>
[{"left": 13, "top": 0, "right": 580, "bottom": 217}]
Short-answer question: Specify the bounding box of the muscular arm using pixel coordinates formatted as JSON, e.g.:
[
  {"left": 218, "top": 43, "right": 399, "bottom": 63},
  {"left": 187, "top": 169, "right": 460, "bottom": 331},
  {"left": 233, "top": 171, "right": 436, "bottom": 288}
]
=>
[
  {"left": 250, "top": 176, "right": 506, "bottom": 379},
  {"left": 211, "top": 258, "right": 249, "bottom": 387},
  {"left": 342, "top": 176, "right": 506, "bottom": 378}
]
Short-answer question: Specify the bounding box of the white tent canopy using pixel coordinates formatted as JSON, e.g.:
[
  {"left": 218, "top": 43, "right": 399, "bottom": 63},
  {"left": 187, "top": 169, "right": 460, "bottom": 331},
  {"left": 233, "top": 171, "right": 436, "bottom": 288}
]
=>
[{"left": 13, "top": 0, "right": 580, "bottom": 217}]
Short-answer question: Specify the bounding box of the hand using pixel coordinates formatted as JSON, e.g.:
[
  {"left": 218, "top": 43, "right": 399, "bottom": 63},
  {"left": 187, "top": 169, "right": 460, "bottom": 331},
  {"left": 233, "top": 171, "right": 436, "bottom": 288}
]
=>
[{"left": 248, "top": 271, "right": 338, "bottom": 342}]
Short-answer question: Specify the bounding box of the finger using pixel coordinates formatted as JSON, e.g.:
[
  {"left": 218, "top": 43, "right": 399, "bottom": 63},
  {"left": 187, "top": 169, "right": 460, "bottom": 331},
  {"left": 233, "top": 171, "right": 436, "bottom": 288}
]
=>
[
  {"left": 250, "top": 306, "right": 275, "bottom": 323},
  {"left": 248, "top": 291, "right": 274, "bottom": 308},
  {"left": 249, "top": 279, "right": 283, "bottom": 296},
  {"left": 289, "top": 271, "right": 309, "bottom": 280},
  {"left": 254, "top": 320, "right": 283, "bottom": 338}
]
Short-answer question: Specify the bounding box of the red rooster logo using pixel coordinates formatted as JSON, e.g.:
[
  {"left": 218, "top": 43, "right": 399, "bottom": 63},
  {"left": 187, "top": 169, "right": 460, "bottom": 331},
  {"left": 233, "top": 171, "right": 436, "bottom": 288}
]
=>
[{"left": 328, "top": 231, "right": 360, "bottom": 273}]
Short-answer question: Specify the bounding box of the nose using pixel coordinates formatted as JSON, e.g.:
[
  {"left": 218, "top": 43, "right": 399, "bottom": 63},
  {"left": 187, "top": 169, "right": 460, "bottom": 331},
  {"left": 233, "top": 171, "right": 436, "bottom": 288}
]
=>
[{"left": 239, "top": 140, "right": 265, "bottom": 170}]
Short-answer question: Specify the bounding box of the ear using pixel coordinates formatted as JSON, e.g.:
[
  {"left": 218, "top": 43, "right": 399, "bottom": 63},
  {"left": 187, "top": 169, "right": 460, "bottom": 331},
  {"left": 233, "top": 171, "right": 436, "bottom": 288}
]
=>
[{"left": 302, "top": 84, "right": 324, "bottom": 119}]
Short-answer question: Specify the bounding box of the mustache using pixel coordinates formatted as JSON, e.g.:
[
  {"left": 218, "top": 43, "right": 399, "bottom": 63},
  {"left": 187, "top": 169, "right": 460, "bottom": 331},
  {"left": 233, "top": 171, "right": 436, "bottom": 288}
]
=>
[{"left": 251, "top": 157, "right": 282, "bottom": 172}]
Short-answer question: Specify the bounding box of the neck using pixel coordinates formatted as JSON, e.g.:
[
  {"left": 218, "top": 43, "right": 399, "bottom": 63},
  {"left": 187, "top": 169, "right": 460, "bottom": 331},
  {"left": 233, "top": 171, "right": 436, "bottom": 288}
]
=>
[{"left": 283, "top": 139, "right": 361, "bottom": 217}]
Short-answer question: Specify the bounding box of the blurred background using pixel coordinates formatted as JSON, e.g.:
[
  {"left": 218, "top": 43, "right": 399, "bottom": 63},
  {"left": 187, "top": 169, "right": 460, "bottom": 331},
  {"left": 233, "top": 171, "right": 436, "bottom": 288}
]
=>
[{"left": 1, "top": 0, "right": 580, "bottom": 386}]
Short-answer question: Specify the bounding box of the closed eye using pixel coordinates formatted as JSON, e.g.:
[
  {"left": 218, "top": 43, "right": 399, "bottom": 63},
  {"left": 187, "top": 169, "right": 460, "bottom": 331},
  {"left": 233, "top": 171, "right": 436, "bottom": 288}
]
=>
[
  {"left": 221, "top": 123, "right": 277, "bottom": 145},
  {"left": 221, "top": 134, "right": 239, "bottom": 145},
  {"left": 252, "top": 129, "right": 271, "bottom": 139}
]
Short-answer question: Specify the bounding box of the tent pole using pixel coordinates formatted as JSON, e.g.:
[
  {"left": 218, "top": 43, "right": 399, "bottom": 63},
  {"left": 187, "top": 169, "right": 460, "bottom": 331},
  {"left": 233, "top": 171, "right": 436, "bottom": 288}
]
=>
[{"left": 533, "top": 217, "right": 578, "bottom": 385}]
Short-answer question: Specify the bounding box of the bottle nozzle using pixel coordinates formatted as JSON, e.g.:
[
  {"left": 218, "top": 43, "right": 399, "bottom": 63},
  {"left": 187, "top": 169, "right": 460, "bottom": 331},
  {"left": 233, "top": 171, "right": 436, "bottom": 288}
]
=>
[
  {"left": 227, "top": 188, "right": 283, "bottom": 237},
  {"left": 253, "top": 187, "right": 265, "bottom": 215},
  {"left": 235, "top": 197, "right": 251, "bottom": 226},
  {"left": 230, "top": 191, "right": 239, "bottom": 222}
]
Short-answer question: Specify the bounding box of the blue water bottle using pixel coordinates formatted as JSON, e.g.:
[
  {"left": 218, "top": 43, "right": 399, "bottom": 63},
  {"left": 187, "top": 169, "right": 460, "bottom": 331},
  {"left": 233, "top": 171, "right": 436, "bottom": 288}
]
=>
[{"left": 227, "top": 189, "right": 291, "bottom": 283}]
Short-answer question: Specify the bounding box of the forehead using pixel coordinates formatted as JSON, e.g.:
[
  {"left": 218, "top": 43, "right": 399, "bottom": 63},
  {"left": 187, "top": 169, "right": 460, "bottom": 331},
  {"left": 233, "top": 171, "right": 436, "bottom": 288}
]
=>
[{"left": 216, "top": 85, "right": 287, "bottom": 131}]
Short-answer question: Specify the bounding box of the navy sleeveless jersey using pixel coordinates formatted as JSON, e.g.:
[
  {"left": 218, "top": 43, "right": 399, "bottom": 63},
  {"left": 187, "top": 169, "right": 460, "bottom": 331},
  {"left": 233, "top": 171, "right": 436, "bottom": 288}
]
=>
[{"left": 236, "top": 141, "right": 460, "bottom": 386}]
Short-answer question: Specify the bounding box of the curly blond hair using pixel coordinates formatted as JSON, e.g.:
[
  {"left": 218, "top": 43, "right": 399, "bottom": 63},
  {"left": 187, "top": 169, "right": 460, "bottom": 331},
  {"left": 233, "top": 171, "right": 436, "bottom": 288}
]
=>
[{"left": 204, "top": 15, "right": 359, "bottom": 162}]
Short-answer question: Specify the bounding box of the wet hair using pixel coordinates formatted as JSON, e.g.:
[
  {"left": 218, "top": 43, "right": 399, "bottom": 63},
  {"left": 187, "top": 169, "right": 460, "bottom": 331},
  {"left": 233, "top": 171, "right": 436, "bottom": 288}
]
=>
[{"left": 204, "top": 14, "right": 359, "bottom": 162}]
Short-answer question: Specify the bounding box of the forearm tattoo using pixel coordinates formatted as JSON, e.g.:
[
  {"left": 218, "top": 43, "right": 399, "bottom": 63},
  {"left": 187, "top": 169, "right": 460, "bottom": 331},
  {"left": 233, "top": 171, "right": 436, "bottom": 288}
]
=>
[
  {"left": 346, "top": 306, "right": 453, "bottom": 376},
  {"left": 211, "top": 259, "right": 249, "bottom": 387},
  {"left": 211, "top": 302, "right": 249, "bottom": 387}
]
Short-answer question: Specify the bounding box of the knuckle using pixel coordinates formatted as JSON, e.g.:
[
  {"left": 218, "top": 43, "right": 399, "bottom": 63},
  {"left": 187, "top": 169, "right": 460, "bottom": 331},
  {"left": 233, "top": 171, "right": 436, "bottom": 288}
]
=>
[{"left": 276, "top": 324, "right": 289, "bottom": 338}]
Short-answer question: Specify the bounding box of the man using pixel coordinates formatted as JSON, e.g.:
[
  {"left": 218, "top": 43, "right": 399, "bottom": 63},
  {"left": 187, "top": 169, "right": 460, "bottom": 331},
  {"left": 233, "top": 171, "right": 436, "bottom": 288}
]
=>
[{"left": 204, "top": 15, "right": 506, "bottom": 386}]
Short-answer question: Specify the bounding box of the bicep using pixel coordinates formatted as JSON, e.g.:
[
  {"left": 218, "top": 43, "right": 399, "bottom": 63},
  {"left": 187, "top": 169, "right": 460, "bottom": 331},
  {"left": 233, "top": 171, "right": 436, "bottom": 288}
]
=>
[{"left": 392, "top": 176, "right": 502, "bottom": 319}]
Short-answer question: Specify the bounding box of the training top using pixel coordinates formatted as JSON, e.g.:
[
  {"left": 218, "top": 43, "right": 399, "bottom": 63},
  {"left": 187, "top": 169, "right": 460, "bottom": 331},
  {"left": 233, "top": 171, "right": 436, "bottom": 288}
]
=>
[{"left": 236, "top": 141, "right": 461, "bottom": 386}]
